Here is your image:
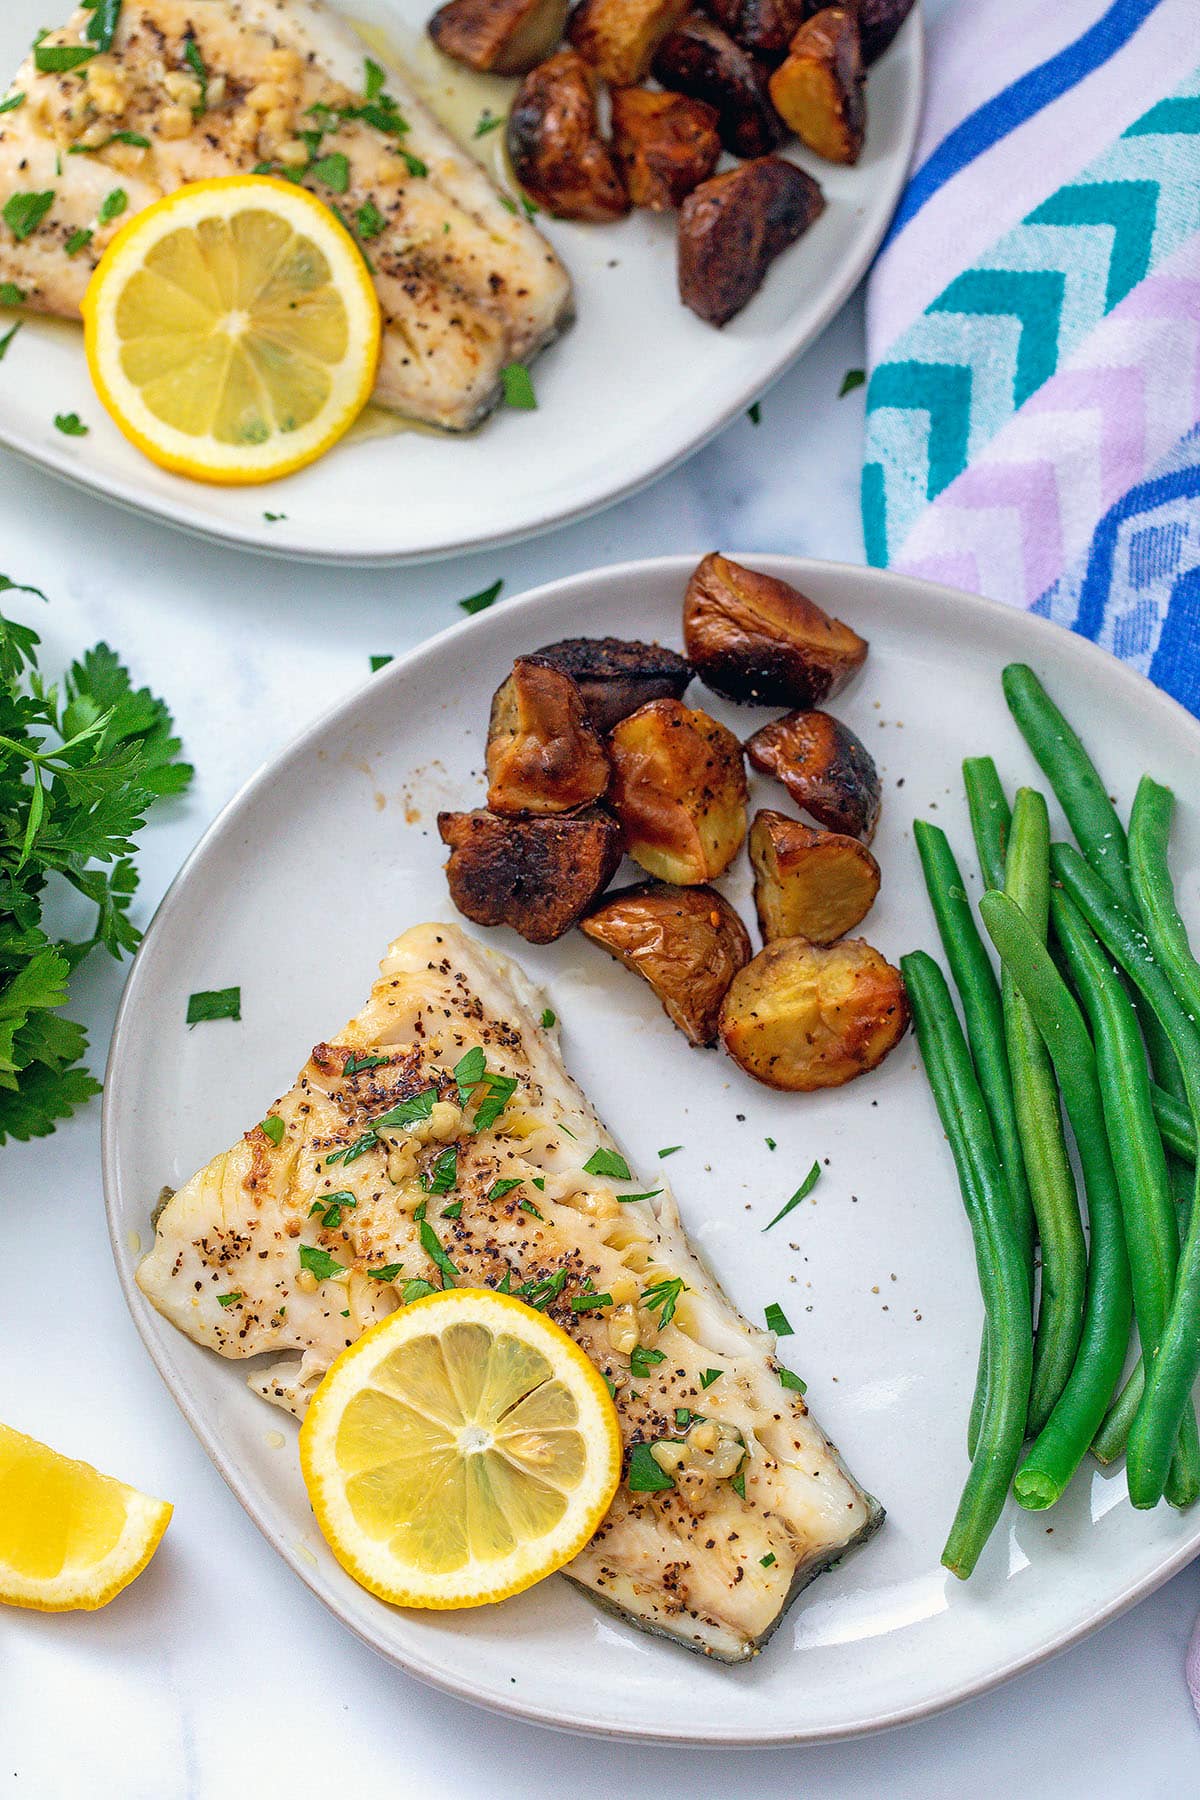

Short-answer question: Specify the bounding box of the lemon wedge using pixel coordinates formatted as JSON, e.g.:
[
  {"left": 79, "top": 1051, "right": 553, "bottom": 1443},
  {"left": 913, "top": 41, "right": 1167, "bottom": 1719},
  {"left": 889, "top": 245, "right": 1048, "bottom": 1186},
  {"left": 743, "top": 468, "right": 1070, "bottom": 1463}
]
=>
[
  {"left": 0, "top": 1422, "right": 172, "bottom": 1611},
  {"left": 300, "top": 1288, "right": 622, "bottom": 1609},
  {"left": 82, "top": 175, "right": 381, "bottom": 484}
]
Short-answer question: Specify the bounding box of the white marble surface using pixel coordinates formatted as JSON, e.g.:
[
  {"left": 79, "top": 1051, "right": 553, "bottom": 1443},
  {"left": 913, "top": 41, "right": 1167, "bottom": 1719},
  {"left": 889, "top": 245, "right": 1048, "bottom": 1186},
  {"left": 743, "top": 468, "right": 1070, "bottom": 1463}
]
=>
[{"left": 3, "top": 280, "right": 1199, "bottom": 1795}]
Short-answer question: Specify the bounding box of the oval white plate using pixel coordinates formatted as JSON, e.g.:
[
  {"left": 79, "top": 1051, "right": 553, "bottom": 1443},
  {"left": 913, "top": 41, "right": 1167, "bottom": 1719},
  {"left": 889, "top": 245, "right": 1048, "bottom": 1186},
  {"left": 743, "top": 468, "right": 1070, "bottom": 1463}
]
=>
[
  {"left": 103, "top": 556, "right": 1200, "bottom": 1742},
  {"left": 0, "top": 2, "right": 921, "bottom": 564}
]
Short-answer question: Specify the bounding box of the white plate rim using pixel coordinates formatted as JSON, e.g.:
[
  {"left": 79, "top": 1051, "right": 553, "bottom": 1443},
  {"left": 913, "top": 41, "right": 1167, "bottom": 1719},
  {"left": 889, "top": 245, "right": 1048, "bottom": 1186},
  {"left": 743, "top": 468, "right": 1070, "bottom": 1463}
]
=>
[
  {"left": 0, "top": 14, "right": 923, "bottom": 567},
  {"left": 101, "top": 553, "right": 1200, "bottom": 1742}
]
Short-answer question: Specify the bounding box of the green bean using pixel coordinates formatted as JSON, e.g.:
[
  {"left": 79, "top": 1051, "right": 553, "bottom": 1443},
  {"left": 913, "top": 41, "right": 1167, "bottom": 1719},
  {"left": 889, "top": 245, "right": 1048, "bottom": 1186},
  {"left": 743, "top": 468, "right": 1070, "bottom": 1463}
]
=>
[
  {"left": 1051, "top": 889, "right": 1200, "bottom": 1507},
  {"left": 963, "top": 756, "right": 1011, "bottom": 891},
  {"left": 1130, "top": 778, "right": 1200, "bottom": 1023},
  {"left": 1003, "top": 664, "right": 1184, "bottom": 1101},
  {"left": 979, "top": 890, "right": 1132, "bottom": 1508},
  {"left": 901, "top": 951, "right": 1032, "bottom": 1576},
  {"left": 1151, "top": 1085, "right": 1195, "bottom": 1162},
  {"left": 1051, "top": 841, "right": 1200, "bottom": 1506},
  {"left": 1002, "top": 789, "right": 1086, "bottom": 1433},
  {"left": 1092, "top": 1363, "right": 1143, "bottom": 1465}
]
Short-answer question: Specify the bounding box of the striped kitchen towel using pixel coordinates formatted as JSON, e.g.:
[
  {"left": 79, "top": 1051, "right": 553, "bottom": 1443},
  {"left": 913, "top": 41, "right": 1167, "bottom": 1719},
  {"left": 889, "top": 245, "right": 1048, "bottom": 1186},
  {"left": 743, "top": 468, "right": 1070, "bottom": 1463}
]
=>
[{"left": 862, "top": 0, "right": 1200, "bottom": 716}]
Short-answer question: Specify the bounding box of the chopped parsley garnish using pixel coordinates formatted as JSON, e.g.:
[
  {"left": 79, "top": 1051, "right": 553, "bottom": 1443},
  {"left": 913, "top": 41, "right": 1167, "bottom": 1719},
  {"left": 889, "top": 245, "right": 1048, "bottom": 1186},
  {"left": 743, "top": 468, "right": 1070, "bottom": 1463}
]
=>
[
  {"left": 85, "top": 0, "right": 124, "bottom": 53},
  {"left": 618, "top": 1190, "right": 662, "bottom": 1205},
  {"left": 402, "top": 1277, "right": 438, "bottom": 1302},
  {"left": 518, "top": 1197, "right": 543, "bottom": 1219},
  {"left": 414, "top": 1200, "right": 426, "bottom": 1221},
  {"left": 442, "top": 1199, "right": 463, "bottom": 1219},
  {"left": 356, "top": 198, "right": 386, "bottom": 240},
  {"left": 532, "top": 1176, "right": 546, "bottom": 1191},
  {"left": 501, "top": 362, "right": 536, "bottom": 410},
  {"left": 373, "top": 1087, "right": 436, "bottom": 1131},
  {"left": 259, "top": 1114, "right": 285, "bottom": 1146},
  {"left": 299, "top": 1244, "right": 345, "bottom": 1282},
  {"left": 657, "top": 1145, "right": 682, "bottom": 1159},
  {"left": 629, "top": 1345, "right": 665, "bottom": 1378},
  {"left": 369, "top": 1263, "right": 403, "bottom": 1281},
  {"left": 0, "top": 93, "right": 25, "bottom": 115},
  {"left": 310, "top": 152, "right": 350, "bottom": 194},
  {"left": 344, "top": 1050, "right": 388, "bottom": 1075},
  {"left": 473, "top": 1073, "right": 517, "bottom": 1133},
  {"left": 309, "top": 1190, "right": 357, "bottom": 1229},
  {"left": 570, "top": 1291, "right": 612, "bottom": 1312},
  {"left": 71, "top": 130, "right": 150, "bottom": 152},
  {"left": 186, "top": 986, "right": 241, "bottom": 1024},
  {"left": 699, "top": 1368, "right": 722, "bottom": 1390},
  {"left": 674, "top": 1408, "right": 696, "bottom": 1431},
  {"left": 540, "top": 1008, "right": 556, "bottom": 1029},
  {"left": 453, "top": 1045, "right": 487, "bottom": 1103},
  {"left": 487, "top": 1178, "right": 523, "bottom": 1202},
  {"left": 65, "top": 227, "right": 93, "bottom": 256},
  {"left": 764, "top": 1302, "right": 794, "bottom": 1337},
  {"left": 217, "top": 1292, "right": 241, "bottom": 1308},
  {"left": 420, "top": 1217, "right": 458, "bottom": 1285},
  {"left": 183, "top": 38, "right": 207, "bottom": 114},
  {"left": 364, "top": 57, "right": 386, "bottom": 101},
  {"left": 0, "top": 283, "right": 24, "bottom": 306},
  {"left": 778, "top": 1367, "right": 806, "bottom": 1393},
  {"left": 627, "top": 1442, "right": 674, "bottom": 1493},
  {"left": 422, "top": 1145, "right": 458, "bottom": 1195},
  {"left": 760, "top": 1552, "right": 776, "bottom": 1568},
  {"left": 764, "top": 1159, "right": 822, "bottom": 1230},
  {"left": 459, "top": 578, "right": 504, "bottom": 615},
  {"left": 517, "top": 1268, "right": 567, "bottom": 1310},
  {"left": 3, "top": 191, "right": 54, "bottom": 242},
  {"left": 641, "top": 1276, "right": 686, "bottom": 1330},
  {"left": 54, "top": 413, "right": 88, "bottom": 437},
  {"left": 746, "top": 401, "right": 762, "bottom": 425},
  {"left": 583, "top": 1148, "right": 631, "bottom": 1182},
  {"left": 474, "top": 110, "right": 504, "bottom": 137},
  {"left": 98, "top": 188, "right": 128, "bottom": 225},
  {"left": 731, "top": 1470, "right": 746, "bottom": 1499},
  {"left": 35, "top": 44, "right": 97, "bottom": 73},
  {"left": 603, "top": 1374, "right": 617, "bottom": 1399},
  {"left": 400, "top": 150, "right": 427, "bottom": 178},
  {"left": 0, "top": 323, "right": 22, "bottom": 362},
  {"left": 325, "top": 1130, "right": 377, "bottom": 1167},
  {"left": 765, "top": 1137, "right": 777, "bottom": 1151},
  {"left": 368, "top": 654, "right": 392, "bottom": 672},
  {"left": 839, "top": 367, "right": 866, "bottom": 397}
]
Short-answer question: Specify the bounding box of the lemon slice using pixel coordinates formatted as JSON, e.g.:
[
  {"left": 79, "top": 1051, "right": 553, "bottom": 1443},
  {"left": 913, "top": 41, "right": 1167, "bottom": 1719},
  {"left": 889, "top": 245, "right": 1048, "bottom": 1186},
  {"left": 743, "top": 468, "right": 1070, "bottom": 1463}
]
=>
[
  {"left": 82, "top": 176, "right": 381, "bottom": 484},
  {"left": 300, "top": 1288, "right": 622, "bottom": 1609},
  {"left": 0, "top": 1422, "right": 172, "bottom": 1612}
]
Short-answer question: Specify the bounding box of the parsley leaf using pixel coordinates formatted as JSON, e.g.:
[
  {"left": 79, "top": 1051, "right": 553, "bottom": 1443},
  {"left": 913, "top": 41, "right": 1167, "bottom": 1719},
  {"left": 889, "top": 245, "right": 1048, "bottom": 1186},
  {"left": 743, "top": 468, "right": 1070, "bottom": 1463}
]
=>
[
  {"left": 0, "top": 322, "right": 21, "bottom": 363},
  {"left": 458, "top": 578, "right": 503, "bottom": 616},
  {"left": 98, "top": 188, "right": 128, "bottom": 225},
  {"left": 629, "top": 1345, "right": 665, "bottom": 1378},
  {"left": 54, "top": 413, "right": 88, "bottom": 437},
  {"left": 657, "top": 1145, "right": 682, "bottom": 1159},
  {"left": 369, "top": 1263, "right": 403, "bottom": 1281},
  {"left": 487, "top": 1177, "right": 523, "bottom": 1202},
  {"left": 186, "top": 987, "right": 240, "bottom": 1024},
  {"left": 473, "top": 1073, "right": 517, "bottom": 1133},
  {"left": 453, "top": 1045, "right": 487, "bottom": 1103},
  {"left": 583, "top": 1148, "right": 631, "bottom": 1181},
  {"left": 84, "top": 0, "right": 123, "bottom": 52},
  {"left": 641, "top": 1276, "right": 687, "bottom": 1330},
  {"left": 420, "top": 1218, "right": 458, "bottom": 1285},
  {"left": 259, "top": 1114, "right": 285, "bottom": 1146},
  {"left": 344, "top": 1050, "right": 387, "bottom": 1075},
  {"left": 760, "top": 1552, "right": 776, "bottom": 1568},
  {"left": 501, "top": 362, "right": 536, "bottom": 410},
  {"left": 778, "top": 1367, "right": 806, "bottom": 1393},
  {"left": 183, "top": 38, "right": 207, "bottom": 113},
  {"left": 0, "top": 283, "right": 25, "bottom": 306},
  {"left": 65, "top": 227, "right": 93, "bottom": 257},
  {"left": 570, "top": 1290, "right": 612, "bottom": 1312},
  {"left": 217, "top": 1292, "right": 241, "bottom": 1308},
  {"left": 839, "top": 368, "right": 866, "bottom": 397},
  {"left": 422, "top": 1146, "right": 457, "bottom": 1195},
  {"left": 3, "top": 192, "right": 54, "bottom": 241},
  {"left": 364, "top": 57, "right": 386, "bottom": 101},
  {"left": 402, "top": 1277, "right": 438, "bottom": 1302},
  {"left": 368, "top": 653, "right": 392, "bottom": 672},
  {"left": 764, "top": 1302, "right": 794, "bottom": 1336},
  {"left": 299, "top": 1244, "right": 345, "bottom": 1282},
  {"left": 356, "top": 198, "right": 386, "bottom": 240},
  {"left": 373, "top": 1087, "right": 435, "bottom": 1130},
  {"left": 746, "top": 401, "right": 761, "bottom": 425},
  {"left": 617, "top": 1190, "right": 662, "bottom": 1204},
  {"left": 699, "top": 1368, "right": 722, "bottom": 1389},
  {"left": 474, "top": 110, "right": 504, "bottom": 137},
  {"left": 0, "top": 94, "right": 25, "bottom": 115},
  {"left": 763, "top": 1159, "right": 822, "bottom": 1230},
  {"left": 627, "top": 1442, "right": 674, "bottom": 1493},
  {"left": 309, "top": 1190, "right": 356, "bottom": 1228},
  {"left": 310, "top": 152, "right": 350, "bottom": 194},
  {"left": 35, "top": 45, "right": 97, "bottom": 73},
  {"left": 540, "top": 1007, "right": 556, "bottom": 1029}
]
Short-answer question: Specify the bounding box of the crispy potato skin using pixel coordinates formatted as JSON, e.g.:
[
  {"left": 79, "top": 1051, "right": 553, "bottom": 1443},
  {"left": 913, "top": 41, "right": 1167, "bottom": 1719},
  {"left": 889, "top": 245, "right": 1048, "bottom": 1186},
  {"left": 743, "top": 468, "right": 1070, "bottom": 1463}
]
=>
[
  {"left": 609, "top": 697, "right": 748, "bottom": 883},
  {"left": 678, "top": 158, "right": 825, "bottom": 326},
  {"left": 653, "top": 16, "right": 784, "bottom": 159},
  {"left": 683, "top": 552, "right": 868, "bottom": 705},
  {"left": 439, "top": 806, "right": 622, "bottom": 943},
  {"left": 719, "top": 935, "right": 908, "bottom": 1089},
  {"left": 508, "top": 51, "right": 630, "bottom": 221},
  {"left": 749, "top": 809, "right": 879, "bottom": 944},
  {"left": 746, "top": 709, "right": 880, "bottom": 841},
  {"left": 486, "top": 658, "right": 611, "bottom": 815},
  {"left": 611, "top": 87, "right": 722, "bottom": 210},
  {"left": 568, "top": 0, "right": 693, "bottom": 84},
  {"left": 581, "top": 882, "right": 751, "bottom": 1044},
  {"left": 837, "top": 0, "right": 914, "bottom": 63},
  {"left": 706, "top": 0, "right": 809, "bottom": 58},
  {"left": 428, "top": 0, "right": 569, "bottom": 73},
  {"left": 530, "top": 636, "right": 694, "bottom": 733},
  {"left": 769, "top": 7, "right": 865, "bottom": 164}
]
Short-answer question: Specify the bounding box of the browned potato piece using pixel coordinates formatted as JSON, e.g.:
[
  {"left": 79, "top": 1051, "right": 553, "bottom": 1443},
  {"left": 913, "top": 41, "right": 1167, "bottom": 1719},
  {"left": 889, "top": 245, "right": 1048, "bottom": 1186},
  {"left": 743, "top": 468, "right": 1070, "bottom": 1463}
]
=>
[
  {"left": 611, "top": 87, "right": 722, "bottom": 211},
  {"left": 769, "top": 7, "right": 865, "bottom": 164},
  {"left": 749, "top": 810, "right": 879, "bottom": 944},
  {"left": 840, "top": 0, "right": 915, "bottom": 64},
  {"left": 508, "top": 51, "right": 630, "bottom": 221},
  {"left": 609, "top": 698, "right": 748, "bottom": 883},
  {"left": 581, "top": 882, "right": 751, "bottom": 1044},
  {"left": 439, "top": 806, "right": 622, "bottom": 943},
  {"left": 653, "top": 16, "right": 784, "bottom": 159},
  {"left": 428, "top": 0, "right": 569, "bottom": 73},
  {"left": 706, "top": 0, "right": 808, "bottom": 58},
  {"left": 567, "top": 0, "right": 692, "bottom": 84},
  {"left": 486, "top": 658, "right": 611, "bottom": 815},
  {"left": 678, "top": 158, "right": 825, "bottom": 327},
  {"left": 746, "top": 709, "right": 880, "bottom": 841},
  {"left": 683, "top": 552, "right": 868, "bottom": 705},
  {"left": 530, "top": 637, "right": 693, "bottom": 734},
  {"left": 719, "top": 936, "right": 908, "bottom": 1089}
]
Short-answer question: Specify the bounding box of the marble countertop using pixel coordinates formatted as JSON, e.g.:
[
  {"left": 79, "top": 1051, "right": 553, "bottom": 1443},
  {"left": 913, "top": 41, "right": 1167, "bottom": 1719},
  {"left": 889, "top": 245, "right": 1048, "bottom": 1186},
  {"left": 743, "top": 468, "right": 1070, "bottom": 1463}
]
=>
[{"left": 3, "top": 278, "right": 1199, "bottom": 1795}]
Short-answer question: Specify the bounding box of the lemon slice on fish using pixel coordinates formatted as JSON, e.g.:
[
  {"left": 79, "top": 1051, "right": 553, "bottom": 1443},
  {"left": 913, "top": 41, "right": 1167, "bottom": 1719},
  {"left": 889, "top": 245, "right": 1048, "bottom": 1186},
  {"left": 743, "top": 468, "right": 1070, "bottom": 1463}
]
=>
[
  {"left": 300, "top": 1288, "right": 622, "bottom": 1609},
  {"left": 0, "top": 1421, "right": 172, "bottom": 1612},
  {"left": 82, "top": 175, "right": 380, "bottom": 484}
]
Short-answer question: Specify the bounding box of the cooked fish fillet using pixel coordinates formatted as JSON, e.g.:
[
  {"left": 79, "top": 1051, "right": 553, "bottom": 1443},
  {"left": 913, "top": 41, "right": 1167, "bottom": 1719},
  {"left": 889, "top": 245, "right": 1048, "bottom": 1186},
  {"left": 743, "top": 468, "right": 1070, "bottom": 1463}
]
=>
[
  {"left": 138, "top": 923, "right": 881, "bottom": 1660},
  {"left": 0, "top": 1, "right": 571, "bottom": 429}
]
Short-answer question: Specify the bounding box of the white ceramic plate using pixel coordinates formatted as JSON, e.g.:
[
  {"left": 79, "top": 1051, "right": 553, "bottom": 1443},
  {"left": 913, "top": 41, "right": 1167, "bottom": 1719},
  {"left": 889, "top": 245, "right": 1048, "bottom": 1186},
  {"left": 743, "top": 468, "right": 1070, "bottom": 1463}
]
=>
[
  {"left": 0, "top": 3, "right": 921, "bottom": 564},
  {"left": 102, "top": 556, "right": 1200, "bottom": 1742}
]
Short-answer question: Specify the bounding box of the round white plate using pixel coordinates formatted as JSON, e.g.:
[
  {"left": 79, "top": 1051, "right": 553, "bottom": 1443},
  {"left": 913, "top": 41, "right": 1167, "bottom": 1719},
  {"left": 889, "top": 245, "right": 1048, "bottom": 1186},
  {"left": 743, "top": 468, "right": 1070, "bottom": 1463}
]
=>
[
  {"left": 0, "top": 3, "right": 921, "bottom": 564},
  {"left": 102, "top": 556, "right": 1200, "bottom": 1742}
]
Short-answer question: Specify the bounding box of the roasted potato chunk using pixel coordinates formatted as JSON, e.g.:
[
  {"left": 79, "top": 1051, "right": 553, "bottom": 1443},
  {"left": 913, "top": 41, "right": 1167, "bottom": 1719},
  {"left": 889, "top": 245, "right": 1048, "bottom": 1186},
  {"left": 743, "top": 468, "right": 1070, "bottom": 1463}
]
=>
[
  {"left": 746, "top": 709, "right": 880, "bottom": 841},
  {"left": 678, "top": 158, "right": 825, "bottom": 327},
  {"left": 439, "top": 806, "right": 622, "bottom": 943},
  {"left": 486, "top": 658, "right": 611, "bottom": 815},
  {"left": 683, "top": 553, "right": 868, "bottom": 705},
  {"left": 581, "top": 882, "right": 751, "bottom": 1044},
  {"left": 769, "top": 7, "right": 865, "bottom": 164},
  {"left": 508, "top": 51, "right": 630, "bottom": 221},
  {"left": 609, "top": 698, "right": 748, "bottom": 883},
  {"left": 611, "top": 87, "right": 722, "bottom": 210},
  {"left": 653, "top": 16, "right": 784, "bottom": 159},
  {"left": 705, "top": 0, "right": 808, "bottom": 58},
  {"left": 719, "top": 936, "right": 908, "bottom": 1089},
  {"left": 428, "top": 0, "right": 569, "bottom": 73},
  {"left": 530, "top": 637, "right": 693, "bottom": 733},
  {"left": 842, "top": 0, "right": 915, "bottom": 64},
  {"left": 567, "top": 0, "right": 692, "bottom": 84},
  {"left": 749, "top": 810, "right": 880, "bottom": 944}
]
